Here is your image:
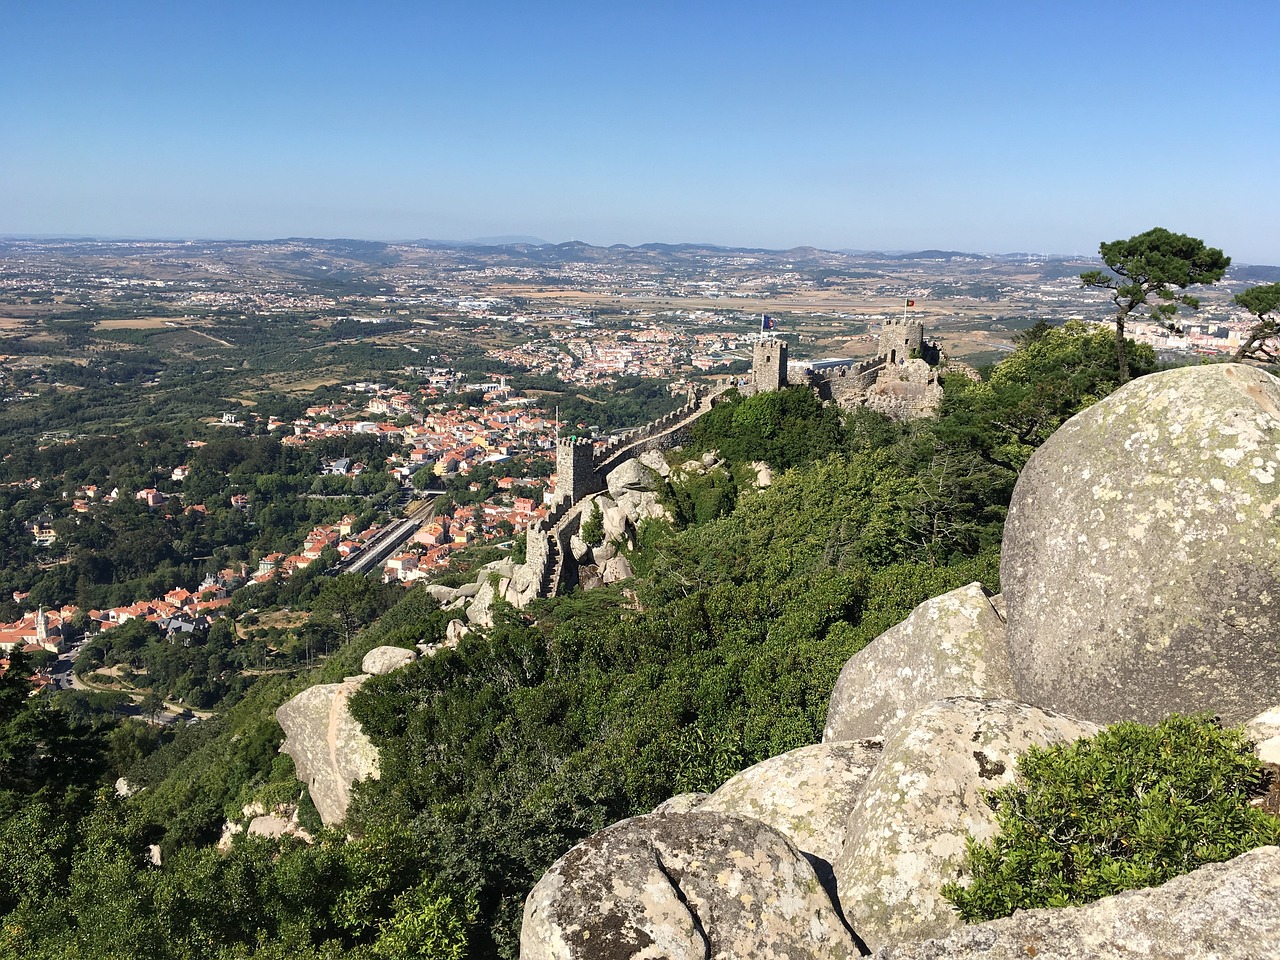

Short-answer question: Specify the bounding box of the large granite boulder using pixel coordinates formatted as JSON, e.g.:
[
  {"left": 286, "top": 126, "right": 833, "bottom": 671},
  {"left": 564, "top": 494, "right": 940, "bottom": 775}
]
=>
[
  {"left": 360, "top": 645, "right": 418, "bottom": 676},
  {"left": 637, "top": 449, "right": 671, "bottom": 478},
  {"left": 1002, "top": 364, "right": 1280, "bottom": 725},
  {"left": 824, "top": 584, "right": 1013, "bottom": 742},
  {"left": 599, "top": 553, "right": 634, "bottom": 584},
  {"left": 424, "top": 583, "right": 458, "bottom": 604},
  {"left": 834, "top": 697, "right": 1098, "bottom": 951},
  {"left": 1245, "top": 704, "right": 1280, "bottom": 765},
  {"left": 873, "top": 846, "right": 1280, "bottom": 960},
  {"left": 699, "top": 740, "right": 882, "bottom": 893},
  {"left": 606, "top": 459, "right": 660, "bottom": 499},
  {"left": 521, "top": 810, "right": 855, "bottom": 960},
  {"left": 653, "top": 792, "right": 708, "bottom": 815},
  {"left": 277, "top": 676, "right": 380, "bottom": 827}
]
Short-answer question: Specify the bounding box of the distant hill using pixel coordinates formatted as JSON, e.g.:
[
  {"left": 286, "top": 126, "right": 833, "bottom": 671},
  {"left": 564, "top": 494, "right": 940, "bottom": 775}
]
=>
[{"left": 462, "top": 235, "right": 550, "bottom": 246}]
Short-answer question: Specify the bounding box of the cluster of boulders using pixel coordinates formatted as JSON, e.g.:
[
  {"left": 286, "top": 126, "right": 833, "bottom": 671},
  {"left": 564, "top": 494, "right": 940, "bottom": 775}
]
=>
[
  {"left": 217, "top": 800, "right": 314, "bottom": 850},
  {"left": 521, "top": 364, "right": 1280, "bottom": 959}
]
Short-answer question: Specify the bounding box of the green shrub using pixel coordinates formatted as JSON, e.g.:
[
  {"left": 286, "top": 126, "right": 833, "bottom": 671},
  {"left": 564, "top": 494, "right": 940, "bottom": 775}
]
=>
[
  {"left": 579, "top": 505, "right": 604, "bottom": 545},
  {"left": 943, "top": 714, "right": 1280, "bottom": 922}
]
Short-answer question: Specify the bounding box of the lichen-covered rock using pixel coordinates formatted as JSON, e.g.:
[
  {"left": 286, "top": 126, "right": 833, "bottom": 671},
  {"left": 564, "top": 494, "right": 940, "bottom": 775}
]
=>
[
  {"left": 521, "top": 811, "right": 855, "bottom": 960},
  {"left": 873, "top": 846, "right": 1280, "bottom": 960},
  {"left": 467, "top": 577, "right": 506, "bottom": 627},
  {"left": 424, "top": 583, "right": 458, "bottom": 604},
  {"left": 600, "top": 553, "right": 634, "bottom": 584},
  {"left": 568, "top": 534, "right": 591, "bottom": 562},
  {"left": 834, "top": 697, "right": 1097, "bottom": 951},
  {"left": 445, "top": 618, "right": 470, "bottom": 646},
  {"left": 277, "top": 676, "right": 380, "bottom": 827},
  {"left": 505, "top": 562, "right": 543, "bottom": 608},
  {"left": 637, "top": 449, "right": 671, "bottom": 478},
  {"left": 616, "top": 489, "right": 667, "bottom": 524},
  {"left": 824, "top": 584, "right": 1013, "bottom": 743},
  {"left": 1002, "top": 364, "right": 1280, "bottom": 725},
  {"left": 1246, "top": 704, "right": 1280, "bottom": 765},
  {"left": 752, "top": 461, "right": 774, "bottom": 488},
  {"left": 602, "top": 503, "right": 630, "bottom": 541},
  {"left": 360, "top": 645, "right": 418, "bottom": 676},
  {"left": 700, "top": 741, "right": 882, "bottom": 871},
  {"left": 607, "top": 459, "right": 660, "bottom": 499},
  {"left": 653, "top": 792, "right": 708, "bottom": 815},
  {"left": 482, "top": 556, "right": 517, "bottom": 580}
]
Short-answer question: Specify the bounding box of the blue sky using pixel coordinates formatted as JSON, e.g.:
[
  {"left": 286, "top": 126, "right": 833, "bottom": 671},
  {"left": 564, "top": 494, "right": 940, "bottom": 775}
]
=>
[{"left": 4, "top": 1, "right": 1278, "bottom": 261}]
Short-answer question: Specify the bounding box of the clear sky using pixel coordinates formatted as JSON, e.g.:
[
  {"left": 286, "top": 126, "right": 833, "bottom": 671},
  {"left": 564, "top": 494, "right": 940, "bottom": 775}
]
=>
[{"left": 4, "top": 1, "right": 1278, "bottom": 261}]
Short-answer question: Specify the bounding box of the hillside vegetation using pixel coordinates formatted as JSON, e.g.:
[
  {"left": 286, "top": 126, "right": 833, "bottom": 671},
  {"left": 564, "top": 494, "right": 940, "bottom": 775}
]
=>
[{"left": 1, "top": 324, "right": 1156, "bottom": 959}]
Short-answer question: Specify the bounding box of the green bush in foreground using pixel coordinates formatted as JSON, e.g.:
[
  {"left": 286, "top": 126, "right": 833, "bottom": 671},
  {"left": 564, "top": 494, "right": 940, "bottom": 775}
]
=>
[{"left": 943, "top": 714, "right": 1280, "bottom": 922}]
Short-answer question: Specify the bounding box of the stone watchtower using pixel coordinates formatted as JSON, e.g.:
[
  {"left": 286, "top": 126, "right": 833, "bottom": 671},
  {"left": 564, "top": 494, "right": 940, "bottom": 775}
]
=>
[
  {"left": 555, "top": 436, "right": 599, "bottom": 504},
  {"left": 878, "top": 319, "right": 925, "bottom": 365},
  {"left": 752, "top": 337, "right": 788, "bottom": 394}
]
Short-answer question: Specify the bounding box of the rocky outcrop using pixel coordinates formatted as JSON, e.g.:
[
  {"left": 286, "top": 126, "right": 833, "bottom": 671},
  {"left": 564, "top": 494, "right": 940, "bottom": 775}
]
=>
[
  {"left": 520, "top": 810, "right": 856, "bottom": 960},
  {"left": 276, "top": 675, "right": 379, "bottom": 827},
  {"left": 699, "top": 740, "right": 882, "bottom": 896},
  {"left": 637, "top": 449, "right": 671, "bottom": 478},
  {"left": 519, "top": 363, "right": 1280, "bottom": 959},
  {"left": 873, "top": 846, "right": 1280, "bottom": 960},
  {"left": 606, "top": 458, "right": 660, "bottom": 499},
  {"left": 824, "top": 584, "right": 1013, "bottom": 742},
  {"left": 360, "top": 645, "right": 418, "bottom": 676},
  {"left": 445, "top": 618, "right": 470, "bottom": 646},
  {"left": 833, "top": 697, "right": 1098, "bottom": 951},
  {"left": 653, "top": 792, "right": 708, "bottom": 815},
  {"left": 1246, "top": 704, "right": 1280, "bottom": 765},
  {"left": 599, "top": 553, "right": 634, "bottom": 584},
  {"left": 1002, "top": 364, "right": 1280, "bottom": 726}
]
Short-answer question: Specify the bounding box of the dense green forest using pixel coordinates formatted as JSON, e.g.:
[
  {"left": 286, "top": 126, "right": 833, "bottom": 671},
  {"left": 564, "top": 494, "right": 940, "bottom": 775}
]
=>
[{"left": 0, "top": 324, "right": 1159, "bottom": 959}]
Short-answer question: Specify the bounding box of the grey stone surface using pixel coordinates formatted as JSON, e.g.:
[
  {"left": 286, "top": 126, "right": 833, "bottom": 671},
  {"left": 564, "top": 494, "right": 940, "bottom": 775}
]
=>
[
  {"left": 616, "top": 489, "right": 667, "bottom": 524},
  {"left": 824, "top": 583, "right": 1013, "bottom": 743},
  {"left": 423, "top": 583, "right": 458, "bottom": 604},
  {"left": 360, "top": 645, "right": 418, "bottom": 676},
  {"left": 607, "top": 459, "right": 660, "bottom": 499},
  {"left": 700, "top": 740, "right": 882, "bottom": 869},
  {"left": 652, "top": 792, "right": 708, "bottom": 815},
  {"left": 1245, "top": 704, "right": 1280, "bottom": 765},
  {"left": 600, "top": 553, "right": 634, "bottom": 584},
  {"left": 874, "top": 846, "right": 1280, "bottom": 960},
  {"left": 445, "top": 618, "right": 470, "bottom": 645},
  {"left": 277, "top": 676, "right": 380, "bottom": 827},
  {"left": 568, "top": 534, "right": 591, "bottom": 562},
  {"left": 1002, "top": 364, "right": 1280, "bottom": 725},
  {"left": 601, "top": 502, "right": 630, "bottom": 542},
  {"left": 482, "top": 557, "right": 517, "bottom": 579},
  {"left": 466, "top": 576, "right": 509, "bottom": 627},
  {"left": 521, "top": 810, "right": 855, "bottom": 960},
  {"left": 834, "top": 697, "right": 1097, "bottom": 951},
  {"left": 637, "top": 449, "right": 671, "bottom": 478}
]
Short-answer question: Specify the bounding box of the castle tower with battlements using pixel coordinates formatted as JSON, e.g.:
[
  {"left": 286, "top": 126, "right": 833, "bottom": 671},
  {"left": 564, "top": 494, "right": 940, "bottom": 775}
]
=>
[
  {"left": 751, "top": 337, "right": 788, "bottom": 394},
  {"left": 555, "top": 436, "right": 600, "bottom": 505},
  {"left": 878, "top": 318, "right": 926, "bottom": 365}
]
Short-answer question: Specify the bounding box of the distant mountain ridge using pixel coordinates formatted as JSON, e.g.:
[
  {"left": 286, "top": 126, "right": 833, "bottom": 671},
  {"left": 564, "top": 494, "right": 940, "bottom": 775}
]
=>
[{"left": 3, "top": 234, "right": 1277, "bottom": 274}]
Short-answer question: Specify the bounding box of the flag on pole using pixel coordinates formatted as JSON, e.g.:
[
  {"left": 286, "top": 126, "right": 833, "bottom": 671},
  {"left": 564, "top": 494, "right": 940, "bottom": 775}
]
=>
[
  {"left": 761, "top": 315, "right": 777, "bottom": 331},
  {"left": 905, "top": 299, "right": 915, "bottom": 307}
]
